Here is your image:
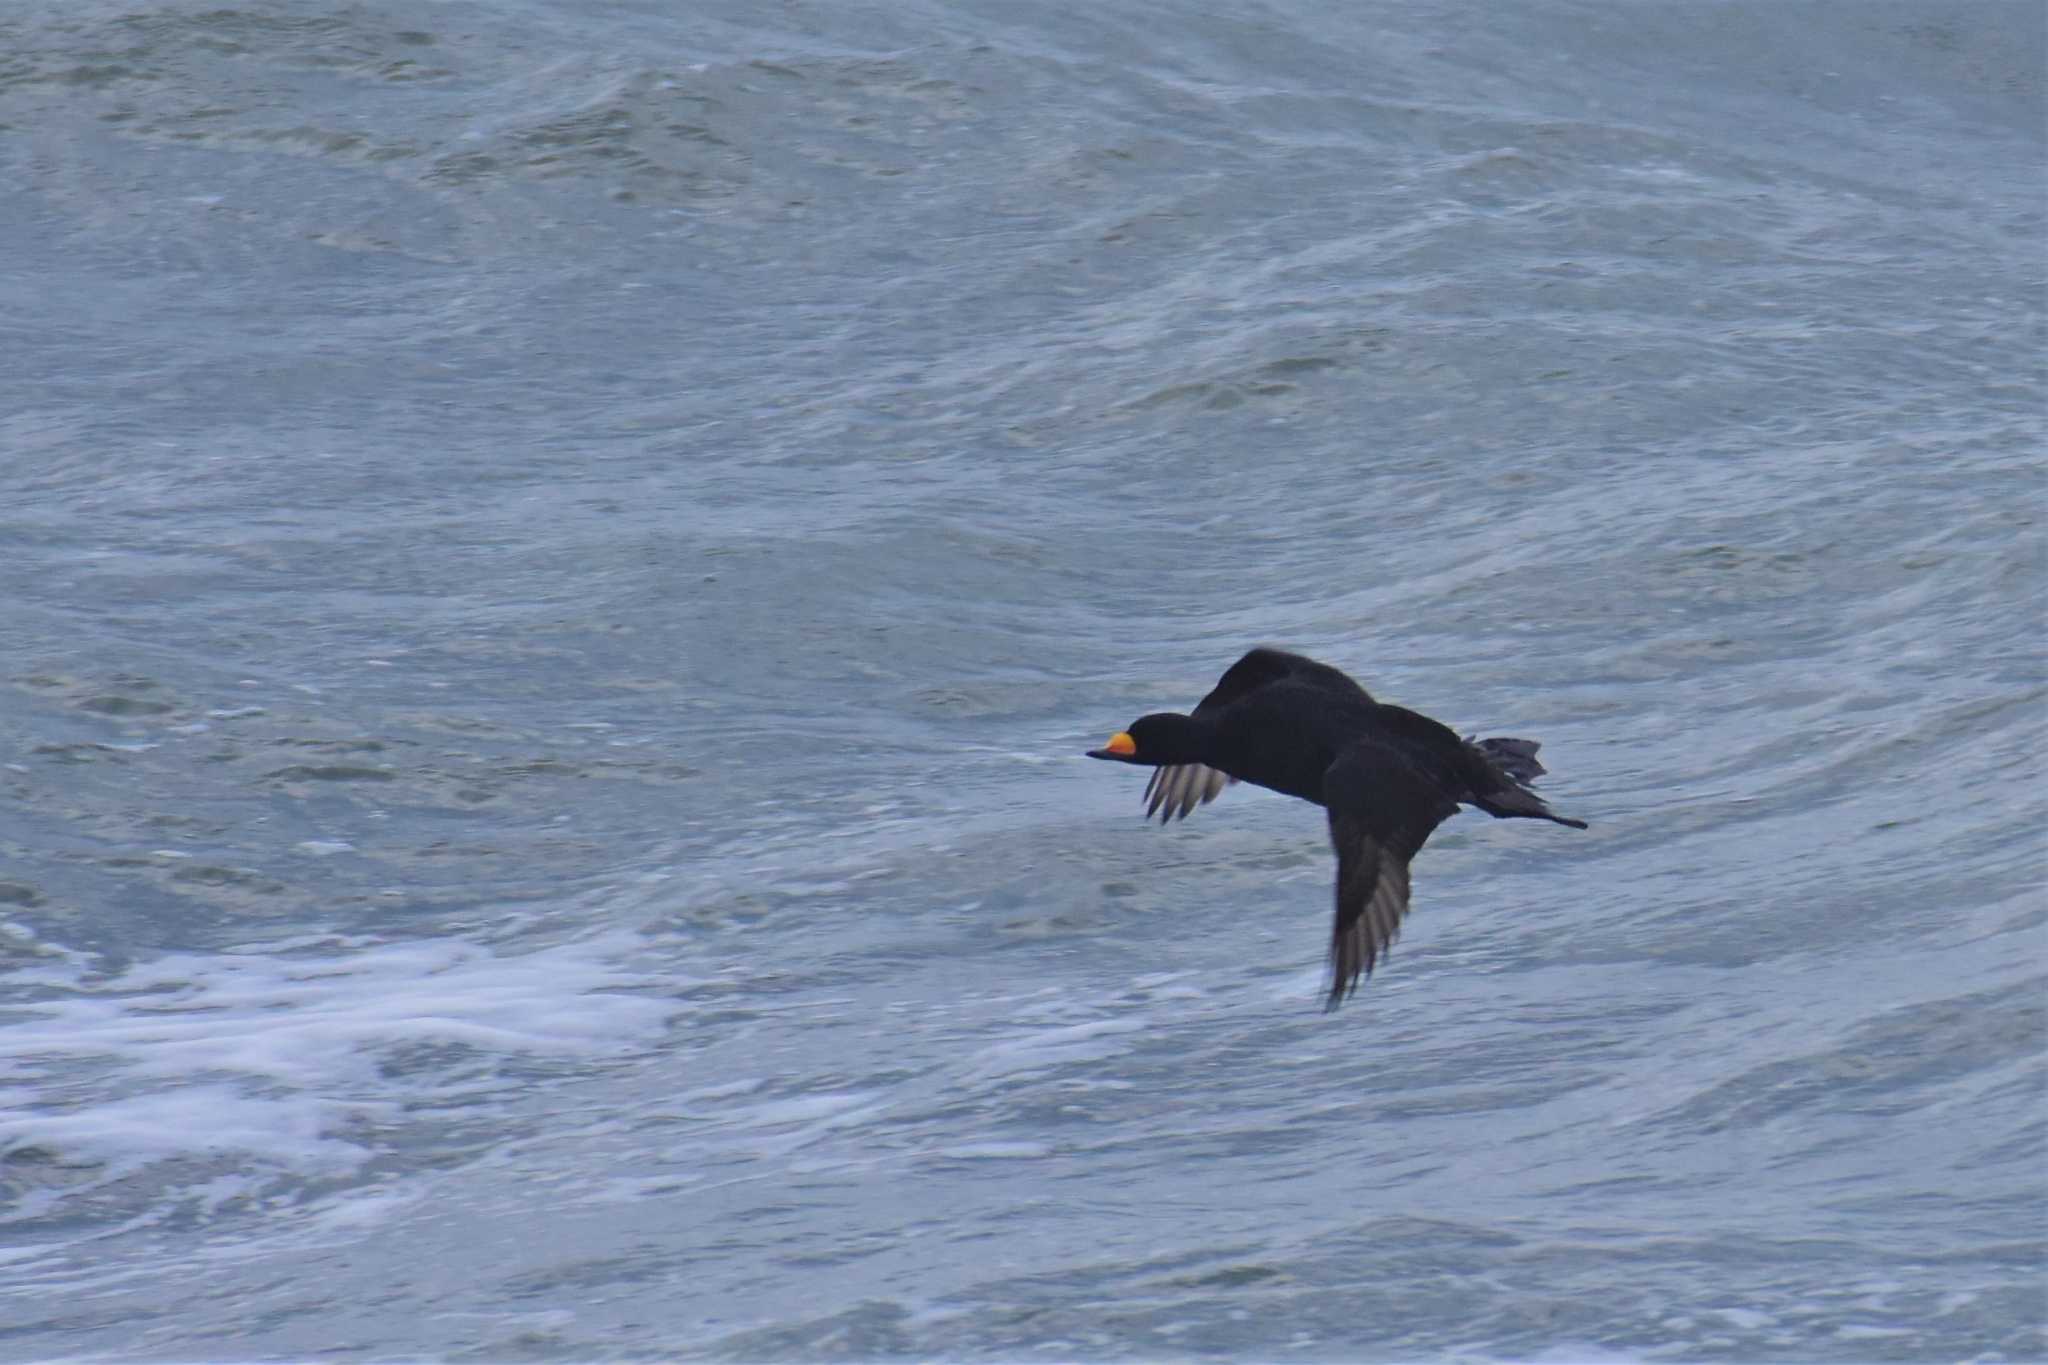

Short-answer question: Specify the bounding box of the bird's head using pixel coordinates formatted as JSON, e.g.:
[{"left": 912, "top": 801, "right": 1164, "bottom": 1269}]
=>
[{"left": 1086, "top": 713, "right": 1206, "bottom": 766}]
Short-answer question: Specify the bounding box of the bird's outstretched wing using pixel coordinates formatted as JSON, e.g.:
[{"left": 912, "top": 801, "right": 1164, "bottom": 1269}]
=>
[
  {"left": 1321, "top": 743, "right": 1460, "bottom": 1011},
  {"left": 1142, "top": 762, "right": 1231, "bottom": 822},
  {"left": 1143, "top": 648, "right": 1373, "bottom": 824},
  {"left": 1196, "top": 647, "right": 1373, "bottom": 714}
]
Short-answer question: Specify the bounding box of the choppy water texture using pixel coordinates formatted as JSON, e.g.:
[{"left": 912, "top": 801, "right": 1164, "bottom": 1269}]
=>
[{"left": 1, "top": 0, "right": 2043, "bottom": 1359}]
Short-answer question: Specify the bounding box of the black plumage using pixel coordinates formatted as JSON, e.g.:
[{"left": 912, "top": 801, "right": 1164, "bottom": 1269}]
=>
[{"left": 1087, "top": 648, "right": 1587, "bottom": 1010}]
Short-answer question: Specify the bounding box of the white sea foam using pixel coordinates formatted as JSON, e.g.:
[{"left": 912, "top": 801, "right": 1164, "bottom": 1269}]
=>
[{"left": 0, "top": 929, "right": 675, "bottom": 1192}]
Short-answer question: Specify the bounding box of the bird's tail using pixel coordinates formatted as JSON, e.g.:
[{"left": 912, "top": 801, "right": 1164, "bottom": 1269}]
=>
[{"left": 1465, "top": 736, "right": 1589, "bottom": 830}]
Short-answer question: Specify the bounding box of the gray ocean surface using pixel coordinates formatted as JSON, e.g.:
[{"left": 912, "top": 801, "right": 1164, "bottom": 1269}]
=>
[{"left": 1, "top": 1, "right": 2043, "bottom": 1359}]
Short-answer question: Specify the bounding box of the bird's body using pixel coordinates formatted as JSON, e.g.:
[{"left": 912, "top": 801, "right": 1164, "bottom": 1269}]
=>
[{"left": 1087, "top": 647, "right": 1587, "bottom": 1010}]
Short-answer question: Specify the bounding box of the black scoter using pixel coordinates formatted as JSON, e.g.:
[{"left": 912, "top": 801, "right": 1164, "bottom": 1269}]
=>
[{"left": 1087, "top": 647, "right": 1587, "bottom": 1010}]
